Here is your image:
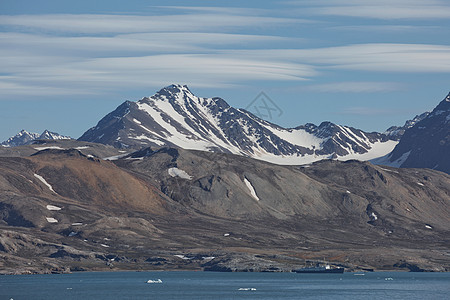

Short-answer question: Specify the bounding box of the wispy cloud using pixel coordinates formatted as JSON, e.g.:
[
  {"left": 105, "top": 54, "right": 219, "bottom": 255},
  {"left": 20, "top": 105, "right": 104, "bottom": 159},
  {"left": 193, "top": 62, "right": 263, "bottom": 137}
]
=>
[
  {"left": 234, "top": 43, "right": 450, "bottom": 73},
  {"left": 0, "top": 9, "right": 309, "bottom": 98},
  {"left": 0, "top": 13, "right": 298, "bottom": 34},
  {"left": 0, "top": 32, "right": 295, "bottom": 56},
  {"left": 289, "top": 0, "right": 450, "bottom": 19},
  {"left": 0, "top": 52, "right": 315, "bottom": 98},
  {"left": 1, "top": 6, "right": 449, "bottom": 99},
  {"left": 329, "top": 25, "right": 440, "bottom": 32},
  {"left": 153, "top": 6, "right": 272, "bottom": 16},
  {"left": 0, "top": 80, "right": 99, "bottom": 96}
]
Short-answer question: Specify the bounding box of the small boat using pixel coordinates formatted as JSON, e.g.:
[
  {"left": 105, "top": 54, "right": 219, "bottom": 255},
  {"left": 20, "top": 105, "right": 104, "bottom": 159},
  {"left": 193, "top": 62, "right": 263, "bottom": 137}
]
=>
[
  {"left": 147, "top": 279, "right": 163, "bottom": 284},
  {"left": 293, "top": 264, "right": 344, "bottom": 274}
]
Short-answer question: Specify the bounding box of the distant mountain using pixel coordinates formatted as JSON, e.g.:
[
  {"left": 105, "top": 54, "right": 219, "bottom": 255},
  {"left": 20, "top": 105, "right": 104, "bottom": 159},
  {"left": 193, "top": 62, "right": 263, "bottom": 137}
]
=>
[
  {"left": 79, "top": 84, "right": 398, "bottom": 164},
  {"left": 384, "top": 112, "right": 430, "bottom": 141},
  {"left": 38, "top": 130, "right": 71, "bottom": 141},
  {"left": 1, "top": 130, "right": 71, "bottom": 147},
  {"left": 373, "top": 92, "right": 450, "bottom": 174},
  {"left": 1, "top": 130, "right": 40, "bottom": 147}
]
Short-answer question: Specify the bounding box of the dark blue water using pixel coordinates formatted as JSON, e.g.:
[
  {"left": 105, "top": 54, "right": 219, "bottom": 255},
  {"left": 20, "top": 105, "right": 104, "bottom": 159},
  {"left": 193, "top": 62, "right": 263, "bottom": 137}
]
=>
[{"left": 1, "top": 271, "right": 449, "bottom": 299}]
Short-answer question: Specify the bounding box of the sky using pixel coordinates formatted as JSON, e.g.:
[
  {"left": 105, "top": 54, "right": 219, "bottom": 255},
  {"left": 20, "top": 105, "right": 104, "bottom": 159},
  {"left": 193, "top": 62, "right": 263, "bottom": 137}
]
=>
[{"left": 1, "top": 0, "right": 450, "bottom": 141}]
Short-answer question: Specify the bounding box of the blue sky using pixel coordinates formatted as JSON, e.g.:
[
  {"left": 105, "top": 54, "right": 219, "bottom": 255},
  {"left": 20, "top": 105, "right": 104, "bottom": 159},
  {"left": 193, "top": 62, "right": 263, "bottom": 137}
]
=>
[{"left": 1, "top": 0, "right": 450, "bottom": 141}]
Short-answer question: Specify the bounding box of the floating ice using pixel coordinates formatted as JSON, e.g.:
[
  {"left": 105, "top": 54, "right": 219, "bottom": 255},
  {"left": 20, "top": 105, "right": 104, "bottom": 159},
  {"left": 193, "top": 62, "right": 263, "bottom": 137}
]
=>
[{"left": 147, "top": 279, "right": 162, "bottom": 284}]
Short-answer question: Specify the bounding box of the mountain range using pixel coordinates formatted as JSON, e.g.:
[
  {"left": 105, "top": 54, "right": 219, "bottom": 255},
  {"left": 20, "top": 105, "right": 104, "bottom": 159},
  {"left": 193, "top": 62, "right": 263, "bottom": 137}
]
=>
[
  {"left": 78, "top": 84, "right": 449, "bottom": 173},
  {"left": 2, "top": 85, "right": 449, "bottom": 173},
  {"left": 0, "top": 86, "right": 449, "bottom": 274},
  {"left": 79, "top": 84, "right": 400, "bottom": 165},
  {"left": 1, "top": 130, "right": 71, "bottom": 147}
]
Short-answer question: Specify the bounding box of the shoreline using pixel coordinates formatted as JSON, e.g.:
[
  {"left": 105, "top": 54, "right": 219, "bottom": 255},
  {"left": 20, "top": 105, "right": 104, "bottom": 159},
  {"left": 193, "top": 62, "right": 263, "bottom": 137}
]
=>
[{"left": 2, "top": 267, "right": 445, "bottom": 276}]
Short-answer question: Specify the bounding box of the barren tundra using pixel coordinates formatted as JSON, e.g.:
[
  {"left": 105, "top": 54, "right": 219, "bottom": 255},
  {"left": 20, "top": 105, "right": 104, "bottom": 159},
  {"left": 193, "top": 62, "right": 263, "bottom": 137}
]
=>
[{"left": 0, "top": 142, "right": 449, "bottom": 274}]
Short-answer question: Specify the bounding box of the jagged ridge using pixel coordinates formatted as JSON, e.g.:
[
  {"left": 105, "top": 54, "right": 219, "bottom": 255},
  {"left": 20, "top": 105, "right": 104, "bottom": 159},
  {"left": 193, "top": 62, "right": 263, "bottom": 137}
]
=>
[{"left": 79, "top": 84, "right": 398, "bottom": 165}]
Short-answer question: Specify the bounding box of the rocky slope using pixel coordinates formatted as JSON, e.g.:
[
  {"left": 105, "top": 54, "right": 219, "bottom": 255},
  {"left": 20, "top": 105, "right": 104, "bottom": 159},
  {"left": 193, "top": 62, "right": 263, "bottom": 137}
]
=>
[
  {"left": 0, "top": 139, "right": 125, "bottom": 159},
  {"left": 375, "top": 92, "right": 450, "bottom": 174},
  {"left": 384, "top": 112, "right": 430, "bottom": 140},
  {"left": 0, "top": 145, "right": 448, "bottom": 274},
  {"left": 79, "top": 84, "right": 398, "bottom": 165}
]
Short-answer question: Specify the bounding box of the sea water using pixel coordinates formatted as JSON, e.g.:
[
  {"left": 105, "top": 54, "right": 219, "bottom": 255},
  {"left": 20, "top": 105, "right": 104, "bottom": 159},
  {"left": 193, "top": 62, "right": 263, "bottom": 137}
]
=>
[{"left": 1, "top": 271, "right": 449, "bottom": 299}]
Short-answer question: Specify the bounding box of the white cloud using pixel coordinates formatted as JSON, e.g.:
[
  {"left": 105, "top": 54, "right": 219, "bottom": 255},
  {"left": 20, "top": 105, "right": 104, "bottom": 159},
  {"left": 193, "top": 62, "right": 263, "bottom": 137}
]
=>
[
  {"left": 0, "top": 9, "right": 310, "bottom": 98},
  {"left": 2, "top": 40, "right": 450, "bottom": 98},
  {"left": 233, "top": 43, "right": 450, "bottom": 73},
  {"left": 1, "top": 7, "right": 449, "bottom": 99},
  {"left": 0, "top": 32, "right": 294, "bottom": 56},
  {"left": 0, "top": 80, "right": 98, "bottom": 96},
  {"left": 0, "top": 13, "right": 298, "bottom": 34},
  {"left": 0, "top": 53, "right": 315, "bottom": 98}
]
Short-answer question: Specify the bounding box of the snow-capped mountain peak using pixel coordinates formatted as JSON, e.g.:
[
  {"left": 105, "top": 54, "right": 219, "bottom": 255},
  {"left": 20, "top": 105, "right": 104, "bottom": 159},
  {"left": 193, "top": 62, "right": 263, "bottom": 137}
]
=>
[
  {"left": 39, "top": 130, "right": 71, "bottom": 141},
  {"left": 79, "top": 84, "right": 399, "bottom": 165},
  {"left": 1, "top": 130, "right": 40, "bottom": 147},
  {"left": 1, "top": 129, "right": 39, "bottom": 147},
  {"left": 1, "top": 130, "right": 71, "bottom": 147}
]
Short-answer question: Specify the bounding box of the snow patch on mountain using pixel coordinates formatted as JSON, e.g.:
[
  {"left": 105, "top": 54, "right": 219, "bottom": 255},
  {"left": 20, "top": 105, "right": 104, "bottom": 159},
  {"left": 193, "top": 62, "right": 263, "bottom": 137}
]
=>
[
  {"left": 34, "top": 146, "right": 65, "bottom": 151},
  {"left": 46, "top": 205, "right": 62, "bottom": 211},
  {"left": 261, "top": 124, "right": 322, "bottom": 149},
  {"left": 46, "top": 217, "right": 58, "bottom": 223},
  {"left": 244, "top": 178, "right": 259, "bottom": 201},
  {"left": 339, "top": 140, "right": 398, "bottom": 162},
  {"left": 168, "top": 167, "right": 192, "bottom": 180},
  {"left": 34, "top": 174, "right": 57, "bottom": 194},
  {"left": 372, "top": 150, "right": 411, "bottom": 168}
]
